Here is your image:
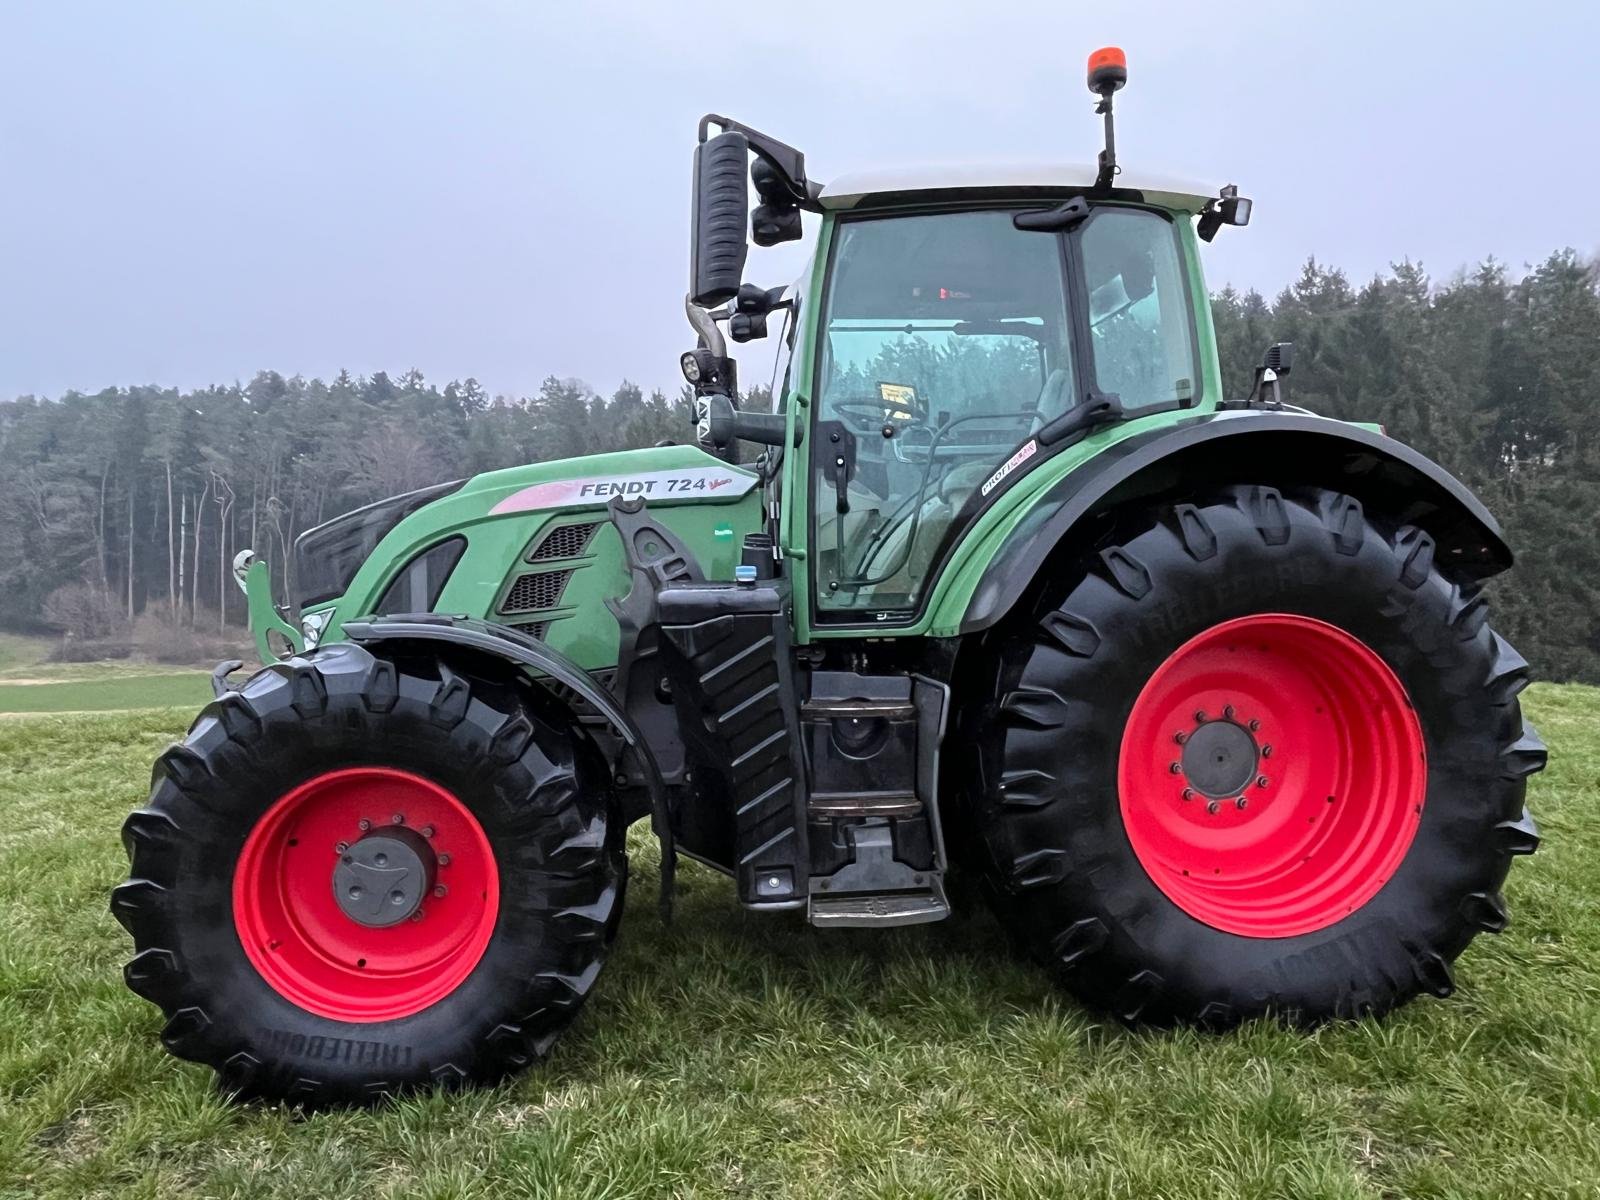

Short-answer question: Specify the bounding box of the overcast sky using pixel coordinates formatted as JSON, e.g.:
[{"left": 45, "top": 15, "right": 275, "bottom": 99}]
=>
[{"left": 2, "top": 1, "right": 1594, "bottom": 401}]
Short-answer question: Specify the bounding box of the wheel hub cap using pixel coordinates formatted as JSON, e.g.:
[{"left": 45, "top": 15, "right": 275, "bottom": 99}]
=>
[
  {"left": 332, "top": 826, "right": 436, "bottom": 927},
  {"left": 1180, "top": 718, "right": 1259, "bottom": 798}
]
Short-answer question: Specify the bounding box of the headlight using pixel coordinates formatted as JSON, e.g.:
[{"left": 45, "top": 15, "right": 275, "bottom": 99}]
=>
[{"left": 300, "top": 609, "right": 333, "bottom": 650}]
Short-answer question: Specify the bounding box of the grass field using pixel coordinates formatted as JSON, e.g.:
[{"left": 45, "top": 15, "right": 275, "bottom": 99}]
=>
[
  {"left": 0, "top": 686, "right": 1595, "bottom": 1199},
  {"left": 0, "top": 636, "right": 214, "bottom": 714},
  {"left": 0, "top": 673, "right": 215, "bottom": 714}
]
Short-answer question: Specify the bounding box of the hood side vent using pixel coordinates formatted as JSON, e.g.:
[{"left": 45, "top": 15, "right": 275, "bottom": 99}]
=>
[
  {"left": 501, "top": 569, "right": 573, "bottom": 614},
  {"left": 529, "top": 521, "right": 599, "bottom": 562}
]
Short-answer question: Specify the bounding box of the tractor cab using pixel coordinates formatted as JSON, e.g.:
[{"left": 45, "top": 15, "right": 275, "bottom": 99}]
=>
[
  {"left": 805, "top": 175, "right": 1211, "bottom": 616},
  {"left": 681, "top": 54, "right": 1250, "bottom": 632}
]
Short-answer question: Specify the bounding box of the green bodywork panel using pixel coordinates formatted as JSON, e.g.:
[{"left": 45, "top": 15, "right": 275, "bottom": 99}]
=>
[{"left": 248, "top": 445, "right": 762, "bottom": 669}]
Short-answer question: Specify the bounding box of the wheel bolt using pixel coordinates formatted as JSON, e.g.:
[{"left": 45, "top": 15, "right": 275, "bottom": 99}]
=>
[
  {"left": 1248, "top": 718, "right": 1260, "bottom": 732},
  {"left": 1236, "top": 796, "right": 1248, "bottom": 810},
  {"left": 1261, "top": 744, "right": 1273, "bottom": 758},
  {"left": 1169, "top": 761, "right": 1183, "bottom": 774},
  {"left": 438, "top": 853, "right": 452, "bottom": 866},
  {"left": 1173, "top": 731, "right": 1188, "bottom": 745},
  {"left": 421, "top": 824, "right": 436, "bottom": 838},
  {"left": 1257, "top": 775, "right": 1269, "bottom": 788},
  {"left": 409, "top": 910, "right": 424, "bottom": 922},
  {"left": 357, "top": 818, "right": 372, "bottom": 832},
  {"left": 1206, "top": 799, "right": 1220, "bottom": 814},
  {"left": 335, "top": 841, "right": 349, "bottom": 853},
  {"left": 1181, "top": 788, "right": 1194, "bottom": 802},
  {"left": 1223, "top": 705, "right": 1236, "bottom": 719},
  {"left": 391, "top": 813, "right": 405, "bottom": 824},
  {"left": 1194, "top": 710, "right": 1208, "bottom": 722},
  {"left": 434, "top": 885, "right": 448, "bottom": 898}
]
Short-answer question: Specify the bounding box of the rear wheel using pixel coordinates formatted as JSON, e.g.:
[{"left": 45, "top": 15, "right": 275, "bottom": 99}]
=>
[
  {"left": 968, "top": 486, "right": 1545, "bottom": 1025},
  {"left": 113, "top": 643, "right": 625, "bottom": 1104}
]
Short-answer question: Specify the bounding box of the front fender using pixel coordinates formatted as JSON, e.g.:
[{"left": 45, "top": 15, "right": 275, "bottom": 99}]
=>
[
  {"left": 338, "top": 615, "right": 678, "bottom": 919},
  {"left": 959, "top": 411, "right": 1511, "bottom": 635}
]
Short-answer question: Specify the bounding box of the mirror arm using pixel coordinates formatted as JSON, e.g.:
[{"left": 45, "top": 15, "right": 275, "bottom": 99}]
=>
[
  {"left": 684, "top": 294, "right": 727, "bottom": 359},
  {"left": 699, "top": 113, "right": 819, "bottom": 212}
]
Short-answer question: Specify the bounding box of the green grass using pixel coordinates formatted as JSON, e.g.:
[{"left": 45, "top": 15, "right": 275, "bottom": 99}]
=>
[
  {"left": 0, "top": 634, "right": 214, "bottom": 713},
  {"left": 0, "top": 686, "right": 1595, "bottom": 1199},
  {"left": 0, "top": 673, "right": 214, "bottom": 714}
]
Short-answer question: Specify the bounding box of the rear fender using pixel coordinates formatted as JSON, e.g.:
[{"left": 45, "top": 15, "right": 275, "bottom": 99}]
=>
[{"left": 960, "top": 412, "right": 1511, "bottom": 634}]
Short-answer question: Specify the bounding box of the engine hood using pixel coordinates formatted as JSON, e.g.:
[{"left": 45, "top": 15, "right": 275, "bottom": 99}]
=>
[{"left": 468, "top": 446, "right": 759, "bottom": 515}]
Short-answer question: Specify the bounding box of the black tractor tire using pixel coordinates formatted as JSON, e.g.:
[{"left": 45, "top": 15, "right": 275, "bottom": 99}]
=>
[
  {"left": 112, "top": 642, "right": 625, "bottom": 1104},
  {"left": 966, "top": 485, "right": 1545, "bottom": 1026}
]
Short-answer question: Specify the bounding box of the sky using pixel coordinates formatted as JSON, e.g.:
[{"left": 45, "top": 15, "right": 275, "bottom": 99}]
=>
[{"left": 2, "top": 1, "right": 1595, "bottom": 402}]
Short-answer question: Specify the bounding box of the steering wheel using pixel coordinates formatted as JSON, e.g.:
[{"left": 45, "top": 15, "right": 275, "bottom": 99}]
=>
[{"left": 832, "top": 397, "right": 930, "bottom": 432}]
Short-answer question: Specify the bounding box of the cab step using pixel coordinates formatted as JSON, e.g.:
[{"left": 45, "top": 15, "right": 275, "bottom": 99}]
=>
[
  {"left": 809, "top": 886, "right": 950, "bottom": 927},
  {"left": 804, "top": 821, "right": 950, "bottom": 927},
  {"left": 808, "top": 791, "right": 921, "bottom": 818},
  {"left": 800, "top": 672, "right": 953, "bottom": 929}
]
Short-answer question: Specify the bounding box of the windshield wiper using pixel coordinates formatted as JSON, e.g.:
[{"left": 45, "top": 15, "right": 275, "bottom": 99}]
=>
[
  {"left": 1036, "top": 393, "right": 1123, "bottom": 446},
  {"left": 1013, "top": 196, "right": 1091, "bottom": 232}
]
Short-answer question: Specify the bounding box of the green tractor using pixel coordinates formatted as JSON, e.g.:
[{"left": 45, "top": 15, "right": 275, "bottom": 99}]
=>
[{"left": 115, "top": 49, "right": 1545, "bottom": 1104}]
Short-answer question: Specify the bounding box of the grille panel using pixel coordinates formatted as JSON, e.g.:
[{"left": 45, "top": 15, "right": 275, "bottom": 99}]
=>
[
  {"left": 529, "top": 522, "right": 598, "bottom": 562},
  {"left": 500, "top": 569, "right": 572, "bottom": 614}
]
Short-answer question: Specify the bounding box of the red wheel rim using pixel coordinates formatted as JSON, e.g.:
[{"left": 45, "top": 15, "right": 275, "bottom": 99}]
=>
[
  {"left": 1117, "top": 614, "right": 1425, "bottom": 938},
  {"left": 233, "top": 767, "right": 499, "bottom": 1021}
]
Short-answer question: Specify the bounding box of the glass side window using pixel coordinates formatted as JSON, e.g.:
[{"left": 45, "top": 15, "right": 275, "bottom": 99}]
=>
[
  {"left": 814, "top": 210, "right": 1073, "bottom": 613},
  {"left": 1079, "top": 209, "right": 1198, "bottom": 411}
]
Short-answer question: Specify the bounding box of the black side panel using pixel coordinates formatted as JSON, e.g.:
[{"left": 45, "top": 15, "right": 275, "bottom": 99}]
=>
[
  {"left": 372, "top": 536, "right": 466, "bottom": 616},
  {"left": 658, "top": 583, "right": 806, "bottom": 908},
  {"left": 294, "top": 480, "right": 463, "bottom": 609},
  {"left": 961, "top": 413, "right": 1513, "bottom": 634}
]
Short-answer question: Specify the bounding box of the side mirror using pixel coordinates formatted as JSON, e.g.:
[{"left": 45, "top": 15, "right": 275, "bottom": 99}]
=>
[{"left": 690, "top": 130, "right": 751, "bottom": 308}]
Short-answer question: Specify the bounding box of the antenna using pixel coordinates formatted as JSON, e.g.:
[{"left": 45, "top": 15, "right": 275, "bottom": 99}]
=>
[{"left": 1087, "top": 46, "right": 1127, "bottom": 191}]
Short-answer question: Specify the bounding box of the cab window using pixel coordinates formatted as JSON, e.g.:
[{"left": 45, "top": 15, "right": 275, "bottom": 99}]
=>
[
  {"left": 1079, "top": 208, "right": 1198, "bottom": 411},
  {"left": 813, "top": 209, "right": 1073, "bottom": 613}
]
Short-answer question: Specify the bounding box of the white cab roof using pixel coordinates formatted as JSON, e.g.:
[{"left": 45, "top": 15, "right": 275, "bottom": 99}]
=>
[{"left": 818, "top": 162, "right": 1219, "bottom": 214}]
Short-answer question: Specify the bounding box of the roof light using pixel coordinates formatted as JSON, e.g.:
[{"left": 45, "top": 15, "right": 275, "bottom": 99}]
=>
[{"left": 1087, "top": 46, "right": 1127, "bottom": 96}]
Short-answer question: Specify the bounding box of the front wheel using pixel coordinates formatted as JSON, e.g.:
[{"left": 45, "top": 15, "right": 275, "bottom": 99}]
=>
[
  {"left": 112, "top": 643, "right": 625, "bottom": 1104},
  {"left": 968, "top": 486, "right": 1545, "bottom": 1025}
]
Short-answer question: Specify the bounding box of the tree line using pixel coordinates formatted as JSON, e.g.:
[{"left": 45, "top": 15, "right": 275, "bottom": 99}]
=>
[
  {"left": 1212, "top": 250, "right": 1600, "bottom": 683},
  {"left": 2, "top": 247, "right": 1596, "bottom": 680},
  {"left": 0, "top": 373, "right": 704, "bottom": 656}
]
